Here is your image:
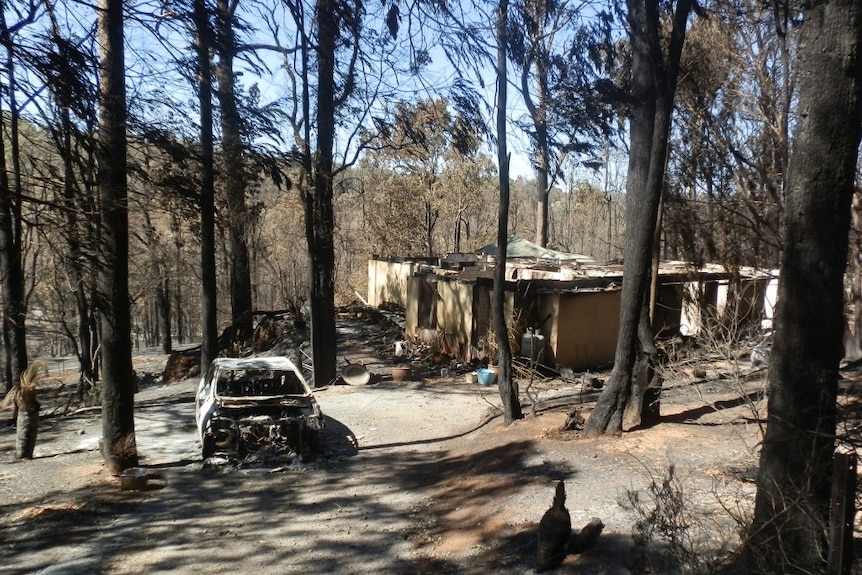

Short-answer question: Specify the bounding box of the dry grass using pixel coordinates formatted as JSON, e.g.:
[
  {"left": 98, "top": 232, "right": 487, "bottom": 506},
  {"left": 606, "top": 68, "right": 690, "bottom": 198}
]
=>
[
  {"left": 621, "top": 461, "right": 745, "bottom": 575},
  {"left": 1, "top": 361, "right": 47, "bottom": 410}
]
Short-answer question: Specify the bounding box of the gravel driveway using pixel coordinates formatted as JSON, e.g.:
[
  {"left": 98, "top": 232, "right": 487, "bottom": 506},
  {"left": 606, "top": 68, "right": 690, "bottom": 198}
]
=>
[
  {"left": 1, "top": 358, "right": 767, "bottom": 575},
  {"left": 0, "top": 377, "right": 518, "bottom": 575}
]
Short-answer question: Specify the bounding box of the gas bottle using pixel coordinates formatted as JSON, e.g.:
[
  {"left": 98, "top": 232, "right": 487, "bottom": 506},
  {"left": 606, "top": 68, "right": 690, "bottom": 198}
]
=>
[{"left": 521, "top": 328, "right": 545, "bottom": 362}]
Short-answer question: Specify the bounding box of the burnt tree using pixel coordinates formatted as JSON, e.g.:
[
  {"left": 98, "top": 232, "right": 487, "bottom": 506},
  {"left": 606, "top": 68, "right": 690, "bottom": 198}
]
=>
[
  {"left": 495, "top": 0, "right": 522, "bottom": 424},
  {"left": 748, "top": 2, "right": 862, "bottom": 573},
  {"left": 303, "top": 0, "right": 340, "bottom": 389},
  {"left": 582, "top": 0, "right": 694, "bottom": 437},
  {"left": 193, "top": 0, "right": 219, "bottom": 374},
  {"left": 36, "top": 5, "right": 100, "bottom": 400},
  {"left": 97, "top": 0, "right": 138, "bottom": 473},
  {"left": 0, "top": 5, "right": 35, "bottom": 395},
  {"left": 214, "top": 0, "right": 254, "bottom": 346}
]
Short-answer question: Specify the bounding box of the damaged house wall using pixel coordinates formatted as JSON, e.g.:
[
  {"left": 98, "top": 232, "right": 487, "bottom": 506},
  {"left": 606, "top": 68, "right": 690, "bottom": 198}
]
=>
[
  {"left": 435, "top": 280, "right": 477, "bottom": 354},
  {"left": 679, "top": 277, "right": 770, "bottom": 337},
  {"left": 367, "top": 257, "right": 435, "bottom": 309},
  {"left": 543, "top": 291, "right": 621, "bottom": 370},
  {"left": 406, "top": 274, "right": 514, "bottom": 359},
  {"left": 372, "top": 256, "right": 774, "bottom": 371}
]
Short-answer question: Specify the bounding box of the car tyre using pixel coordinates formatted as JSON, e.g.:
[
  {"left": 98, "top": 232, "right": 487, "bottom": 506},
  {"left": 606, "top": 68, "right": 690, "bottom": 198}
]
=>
[{"left": 202, "top": 434, "right": 216, "bottom": 459}]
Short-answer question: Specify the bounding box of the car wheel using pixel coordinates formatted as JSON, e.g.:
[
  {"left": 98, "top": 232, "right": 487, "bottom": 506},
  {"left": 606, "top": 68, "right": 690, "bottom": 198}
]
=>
[
  {"left": 300, "top": 429, "right": 322, "bottom": 462},
  {"left": 202, "top": 434, "right": 216, "bottom": 459}
]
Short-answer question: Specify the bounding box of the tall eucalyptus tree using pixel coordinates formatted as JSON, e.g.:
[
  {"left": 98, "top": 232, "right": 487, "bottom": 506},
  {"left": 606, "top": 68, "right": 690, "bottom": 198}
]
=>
[
  {"left": 495, "top": 0, "right": 521, "bottom": 425},
  {"left": 96, "top": 0, "right": 138, "bottom": 472},
  {"left": 508, "top": 0, "right": 612, "bottom": 248},
  {"left": 0, "top": 3, "right": 37, "bottom": 395},
  {"left": 583, "top": 0, "right": 697, "bottom": 437},
  {"left": 192, "top": 0, "right": 219, "bottom": 374},
  {"left": 277, "top": 0, "right": 399, "bottom": 387},
  {"left": 748, "top": 2, "right": 862, "bottom": 571},
  {"left": 34, "top": 9, "right": 101, "bottom": 400},
  {"left": 213, "top": 0, "right": 254, "bottom": 346}
]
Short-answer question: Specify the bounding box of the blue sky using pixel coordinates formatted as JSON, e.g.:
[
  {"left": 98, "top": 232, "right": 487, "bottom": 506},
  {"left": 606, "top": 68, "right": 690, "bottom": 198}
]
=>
[{"left": 6, "top": 0, "right": 597, "bottom": 182}]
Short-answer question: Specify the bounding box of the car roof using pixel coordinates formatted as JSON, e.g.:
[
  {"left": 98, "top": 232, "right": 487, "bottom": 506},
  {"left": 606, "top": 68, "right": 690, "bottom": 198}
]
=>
[{"left": 212, "top": 356, "right": 302, "bottom": 372}]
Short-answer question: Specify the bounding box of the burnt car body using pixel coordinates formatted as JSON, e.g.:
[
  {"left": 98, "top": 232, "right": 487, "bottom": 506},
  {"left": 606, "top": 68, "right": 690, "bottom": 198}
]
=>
[{"left": 195, "top": 357, "right": 324, "bottom": 459}]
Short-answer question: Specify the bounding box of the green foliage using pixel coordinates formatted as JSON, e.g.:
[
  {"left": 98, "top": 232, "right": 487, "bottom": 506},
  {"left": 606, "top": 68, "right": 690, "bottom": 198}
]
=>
[{"left": 507, "top": 0, "right": 616, "bottom": 180}]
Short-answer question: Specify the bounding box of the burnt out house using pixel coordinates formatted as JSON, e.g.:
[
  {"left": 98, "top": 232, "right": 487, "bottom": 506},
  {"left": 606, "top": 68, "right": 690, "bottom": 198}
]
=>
[{"left": 367, "top": 236, "right": 776, "bottom": 371}]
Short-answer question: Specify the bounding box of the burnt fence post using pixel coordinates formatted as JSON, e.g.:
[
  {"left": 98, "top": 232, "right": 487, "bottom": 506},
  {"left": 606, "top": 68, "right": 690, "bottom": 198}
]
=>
[{"left": 827, "top": 452, "right": 857, "bottom": 575}]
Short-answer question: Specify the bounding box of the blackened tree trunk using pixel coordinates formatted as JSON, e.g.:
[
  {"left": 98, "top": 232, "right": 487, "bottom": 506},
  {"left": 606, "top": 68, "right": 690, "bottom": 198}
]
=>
[
  {"left": 194, "top": 0, "right": 218, "bottom": 374},
  {"left": 174, "top": 283, "right": 184, "bottom": 345},
  {"left": 749, "top": 3, "right": 862, "bottom": 572},
  {"left": 623, "top": 301, "right": 661, "bottom": 429},
  {"left": 0, "top": 11, "right": 29, "bottom": 395},
  {"left": 97, "top": 0, "right": 138, "bottom": 474},
  {"left": 42, "top": 6, "right": 99, "bottom": 400},
  {"left": 60, "top": 104, "right": 96, "bottom": 401},
  {"left": 851, "top": 192, "right": 862, "bottom": 357},
  {"left": 74, "top": 280, "right": 95, "bottom": 401},
  {"left": 15, "top": 399, "right": 39, "bottom": 459},
  {"left": 157, "top": 277, "right": 171, "bottom": 354},
  {"left": 214, "top": 0, "right": 253, "bottom": 347},
  {"left": 305, "top": 0, "right": 338, "bottom": 389},
  {"left": 172, "top": 214, "right": 185, "bottom": 345},
  {"left": 424, "top": 196, "right": 438, "bottom": 257},
  {"left": 495, "top": 0, "right": 522, "bottom": 425},
  {"left": 143, "top": 210, "right": 172, "bottom": 354},
  {"left": 0, "top": 103, "right": 27, "bottom": 399},
  {"left": 582, "top": 0, "right": 692, "bottom": 437}
]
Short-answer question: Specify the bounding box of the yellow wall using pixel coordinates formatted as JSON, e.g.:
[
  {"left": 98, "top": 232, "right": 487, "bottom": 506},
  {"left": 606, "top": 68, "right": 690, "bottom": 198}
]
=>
[
  {"left": 405, "top": 276, "right": 427, "bottom": 336},
  {"left": 436, "top": 281, "right": 474, "bottom": 345},
  {"left": 549, "top": 291, "right": 621, "bottom": 370},
  {"left": 404, "top": 278, "right": 515, "bottom": 359},
  {"left": 367, "top": 259, "right": 416, "bottom": 308},
  {"left": 388, "top": 260, "right": 770, "bottom": 370}
]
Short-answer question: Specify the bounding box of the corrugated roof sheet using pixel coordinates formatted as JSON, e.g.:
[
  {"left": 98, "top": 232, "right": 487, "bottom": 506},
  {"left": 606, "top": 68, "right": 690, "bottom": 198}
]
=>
[{"left": 475, "top": 235, "right": 596, "bottom": 265}]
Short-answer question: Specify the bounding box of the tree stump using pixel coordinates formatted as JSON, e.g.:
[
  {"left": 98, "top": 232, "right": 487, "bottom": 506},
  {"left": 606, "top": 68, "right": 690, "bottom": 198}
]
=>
[{"left": 16, "top": 401, "right": 39, "bottom": 459}]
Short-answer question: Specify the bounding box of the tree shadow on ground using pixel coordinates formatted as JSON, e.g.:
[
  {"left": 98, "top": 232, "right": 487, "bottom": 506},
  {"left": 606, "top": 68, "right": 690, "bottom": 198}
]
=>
[
  {"left": 659, "top": 391, "right": 764, "bottom": 426},
  {"left": 472, "top": 525, "right": 637, "bottom": 574},
  {"left": 321, "top": 414, "right": 359, "bottom": 456},
  {"left": 1, "top": 411, "right": 579, "bottom": 574},
  {"left": 0, "top": 481, "right": 145, "bottom": 569}
]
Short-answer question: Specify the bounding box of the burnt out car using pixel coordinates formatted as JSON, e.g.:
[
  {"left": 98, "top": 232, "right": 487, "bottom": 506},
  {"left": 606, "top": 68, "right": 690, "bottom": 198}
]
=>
[{"left": 195, "top": 357, "right": 324, "bottom": 460}]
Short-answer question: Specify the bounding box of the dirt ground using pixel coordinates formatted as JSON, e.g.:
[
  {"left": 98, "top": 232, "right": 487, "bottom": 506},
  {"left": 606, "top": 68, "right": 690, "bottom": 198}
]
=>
[{"left": 0, "top": 316, "right": 833, "bottom": 574}]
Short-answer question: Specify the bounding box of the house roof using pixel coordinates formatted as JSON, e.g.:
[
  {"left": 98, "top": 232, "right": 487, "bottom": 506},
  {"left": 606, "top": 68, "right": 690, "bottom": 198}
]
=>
[{"left": 475, "top": 235, "right": 596, "bottom": 265}]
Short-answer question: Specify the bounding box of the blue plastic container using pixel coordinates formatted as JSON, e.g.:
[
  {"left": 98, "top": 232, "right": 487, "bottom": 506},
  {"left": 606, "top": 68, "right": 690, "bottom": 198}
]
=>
[{"left": 477, "top": 368, "right": 497, "bottom": 386}]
